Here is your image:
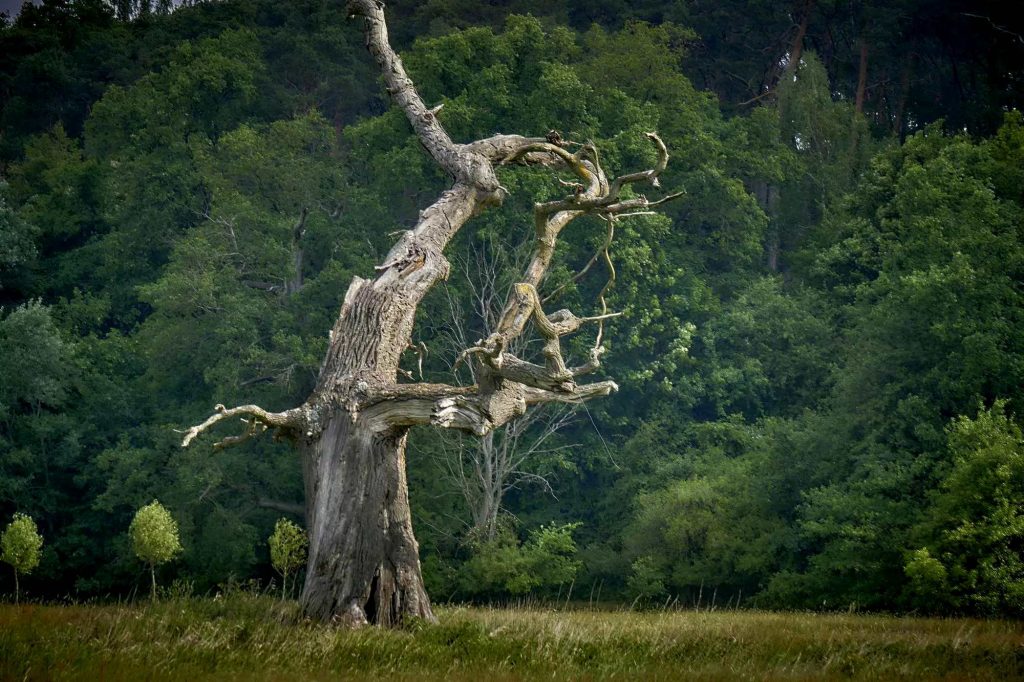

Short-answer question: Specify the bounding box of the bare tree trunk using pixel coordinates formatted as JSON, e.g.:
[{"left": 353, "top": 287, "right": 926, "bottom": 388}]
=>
[
  {"left": 293, "top": 183, "right": 482, "bottom": 625},
  {"left": 300, "top": 413, "right": 432, "bottom": 626},
  {"left": 285, "top": 208, "right": 307, "bottom": 296},
  {"left": 150, "top": 564, "right": 156, "bottom": 603},
  {"left": 478, "top": 431, "right": 499, "bottom": 539},
  {"left": 13, "top": 568, "right": 18, "bottom": 605},
  {"left": 788, "top": 1, "right": 813, "bottom": 75},
  {"left": 181, "top": 0, "right": 680, "bottom": 627}
]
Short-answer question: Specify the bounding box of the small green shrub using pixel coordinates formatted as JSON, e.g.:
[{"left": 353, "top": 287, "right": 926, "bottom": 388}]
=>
[
  {"left": 627, "top": 556, "right": 667, "bottom": 603},
  {"left": 268, "top": 518, "right": 307, "bottom": 599},
  {"left": 458, "top": 522, "right": 582, "bottom": 599},
  {"left": 904, "top": 548, "right": 949, "bottom": 610}
]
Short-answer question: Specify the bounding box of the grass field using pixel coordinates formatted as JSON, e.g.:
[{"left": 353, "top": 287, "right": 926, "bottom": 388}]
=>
[{"left": 1, "top": 593, "right": 1021, "bottom": 680}]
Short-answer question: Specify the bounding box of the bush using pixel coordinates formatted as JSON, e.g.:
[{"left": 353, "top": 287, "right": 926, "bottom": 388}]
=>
[{"left": 457, "top": 522, "right": 582, "bottom": 600}]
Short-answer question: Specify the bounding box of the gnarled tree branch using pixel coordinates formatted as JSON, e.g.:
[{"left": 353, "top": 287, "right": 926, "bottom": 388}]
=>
[
  {"left": 347, "top": 0, "right": 501, "bottom": 196},
  {"left": 450, "top": 133, "right": 681, "bottom": 406},
  {"left": 181, "top": 403, "right": 310, "bottom": 449}
]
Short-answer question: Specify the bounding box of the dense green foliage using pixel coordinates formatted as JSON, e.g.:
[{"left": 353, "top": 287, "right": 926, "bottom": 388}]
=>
[{"left": 1, "top": 0, "right": 1023, "bottom": 616}]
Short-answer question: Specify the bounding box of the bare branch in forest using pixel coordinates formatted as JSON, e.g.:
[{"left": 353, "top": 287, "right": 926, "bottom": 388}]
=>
[{"left": 181, "top": 404, "right": 309, "bottom": 449}]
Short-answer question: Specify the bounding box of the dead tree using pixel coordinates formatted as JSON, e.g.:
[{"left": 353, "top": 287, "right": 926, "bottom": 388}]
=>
[
  {"left": 181, "top": 0, "right": 680, "bottom": 627},
  {"left": 437, "top": 239, "right": 578, "bottom": 542},
  {"left": 440, "top": 406, "right": 577, "bottom": 541}
]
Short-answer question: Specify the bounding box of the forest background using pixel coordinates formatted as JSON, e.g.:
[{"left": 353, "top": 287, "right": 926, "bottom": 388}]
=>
[{"left": 2, "top": 0, "right": 1024, "bottom": 616}]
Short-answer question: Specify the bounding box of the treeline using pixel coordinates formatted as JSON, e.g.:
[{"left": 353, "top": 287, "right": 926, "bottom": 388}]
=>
[{"left": 1, "top": 0, "right": 1022, "bottom": 615}]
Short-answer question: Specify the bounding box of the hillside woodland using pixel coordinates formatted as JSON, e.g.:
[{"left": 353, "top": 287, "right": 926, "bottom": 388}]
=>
[{"left": 1, "top": 0, "right": 1023, "bottom": 616}]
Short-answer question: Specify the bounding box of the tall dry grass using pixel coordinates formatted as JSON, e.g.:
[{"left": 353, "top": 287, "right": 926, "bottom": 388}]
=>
[{"left": 1, "top": 592, "right": 1021, "bottom": 680}]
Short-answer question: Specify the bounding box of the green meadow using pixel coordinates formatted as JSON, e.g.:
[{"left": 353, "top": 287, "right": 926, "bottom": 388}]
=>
[{"left": 2, "top": 594, "right": 1021, "bottom": 681}]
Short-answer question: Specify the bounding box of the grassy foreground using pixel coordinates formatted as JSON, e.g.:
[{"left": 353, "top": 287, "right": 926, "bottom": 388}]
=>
[{"left": 1, "top": 594, "right": 1022, "bottom": 680}]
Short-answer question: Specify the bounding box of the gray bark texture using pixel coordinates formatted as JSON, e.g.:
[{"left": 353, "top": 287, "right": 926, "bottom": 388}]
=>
[{"left": 180, "top": 0, "right": 680, "bottom": 627}]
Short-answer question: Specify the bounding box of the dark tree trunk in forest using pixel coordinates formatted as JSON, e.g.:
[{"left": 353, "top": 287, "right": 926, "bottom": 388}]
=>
[
  {"left": 181, "top": 0, "right": 681, "bottom": 626},
  {"left": 855, "top": 39, "right": 869, "bottom": 114},
  {"left": 895, "top": 57, "right": 913, "bottom": 141},
  {"left": 787, "top": 1, "right": 813, "bottom": 74},
  {"left": 750, "top": 179, "right": 781, "bottom": 271},
  {"left": 757, "top": 0, "right": 814, "bottom": 103},
  {"left": 779, "top": 0, "right": 814, "bottom": 86}
]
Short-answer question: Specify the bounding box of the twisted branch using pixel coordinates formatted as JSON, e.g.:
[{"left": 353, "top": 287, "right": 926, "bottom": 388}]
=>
[{"left": 453, "top": 132, "right": 681, "bottom": 401}]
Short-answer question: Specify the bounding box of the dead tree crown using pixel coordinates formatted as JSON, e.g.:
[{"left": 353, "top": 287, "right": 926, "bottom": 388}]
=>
[{"left": 182, "top": 0, "right": 682, "bottom": 450}]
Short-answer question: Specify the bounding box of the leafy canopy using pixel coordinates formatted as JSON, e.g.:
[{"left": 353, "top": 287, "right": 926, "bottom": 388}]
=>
[{"left": 1, "top": 513, "right": 43, "bottom": 575}]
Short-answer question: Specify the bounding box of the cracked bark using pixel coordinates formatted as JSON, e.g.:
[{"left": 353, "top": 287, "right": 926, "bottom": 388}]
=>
[{"left": 180, "top": 0, "right": 681, "bottom": 627}]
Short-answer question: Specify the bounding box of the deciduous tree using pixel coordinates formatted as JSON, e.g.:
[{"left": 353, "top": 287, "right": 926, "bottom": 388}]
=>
[
  {"left": 1, "top": 512, "right": 42, "bottom": 604},
  {"left": 130, "top": 500, "right": 182, "bottom": 601},
  {"left": 269, "top": 518, "right": 308, "bottom": 600}
]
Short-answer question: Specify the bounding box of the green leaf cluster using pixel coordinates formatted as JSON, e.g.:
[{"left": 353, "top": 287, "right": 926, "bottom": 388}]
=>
[
  {"left": 1, "top": 513, "right": 43, "bottom": 576},
  {"left": 453, "top": 523, "right": 582, "bottom": 598},
  {"left": 268, "top": 519, "right": 307, "bottom": 582},
  {"left": 130, "top": 501, "right": 182, "bottom": 568}
]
